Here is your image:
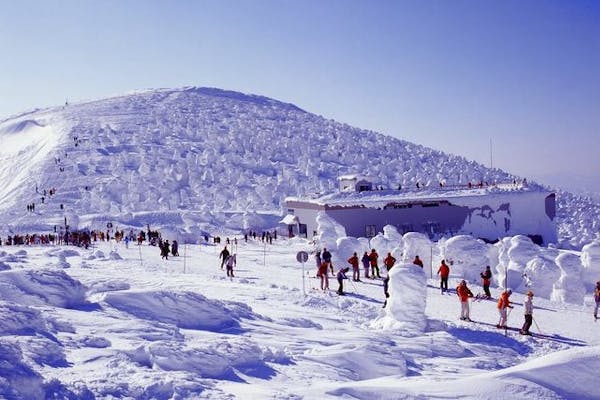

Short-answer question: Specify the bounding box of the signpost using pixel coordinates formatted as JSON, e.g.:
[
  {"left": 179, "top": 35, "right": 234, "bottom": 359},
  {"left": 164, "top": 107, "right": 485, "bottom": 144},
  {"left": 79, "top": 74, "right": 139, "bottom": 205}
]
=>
[{"left": 296, "top": 251, "right": 309, "bottom": 295}]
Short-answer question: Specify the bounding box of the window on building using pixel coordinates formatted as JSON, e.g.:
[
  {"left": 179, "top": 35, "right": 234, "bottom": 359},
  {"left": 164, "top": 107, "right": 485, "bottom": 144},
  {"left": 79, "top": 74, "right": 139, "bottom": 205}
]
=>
[
  {"left": 400, "top": 223, "right": 414, "bottom": 233},
  {"left": 287, "top": 209, "right": 295, "bottom": 214},
  {"left": 365, "top": 225, "right": 377, "bottom": 238}
]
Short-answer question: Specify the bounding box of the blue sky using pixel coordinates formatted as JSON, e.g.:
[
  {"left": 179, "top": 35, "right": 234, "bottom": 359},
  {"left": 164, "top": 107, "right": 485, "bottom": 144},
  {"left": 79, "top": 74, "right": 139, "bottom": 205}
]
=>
[{"left": 1, "top": 0, "right": 599, "bottom": 188}]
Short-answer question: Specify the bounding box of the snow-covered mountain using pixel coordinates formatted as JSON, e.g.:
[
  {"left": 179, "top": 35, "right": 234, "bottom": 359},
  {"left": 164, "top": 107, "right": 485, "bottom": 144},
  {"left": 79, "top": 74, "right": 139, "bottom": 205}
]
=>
[{"left": 1, "top": 87, "right": 598, "bottom": 248}]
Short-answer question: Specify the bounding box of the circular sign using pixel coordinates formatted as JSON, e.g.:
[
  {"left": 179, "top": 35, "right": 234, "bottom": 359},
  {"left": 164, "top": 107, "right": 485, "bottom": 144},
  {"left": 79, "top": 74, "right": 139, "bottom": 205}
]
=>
[{"left": 296, "top": 251, "right": 309, "bottom": 263}]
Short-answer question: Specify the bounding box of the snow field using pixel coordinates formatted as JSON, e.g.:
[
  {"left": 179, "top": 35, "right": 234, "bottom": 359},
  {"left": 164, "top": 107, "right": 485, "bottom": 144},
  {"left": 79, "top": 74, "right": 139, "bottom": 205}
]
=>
[{"left": 0, "top": 231, "right": 598, "bottom": 399}]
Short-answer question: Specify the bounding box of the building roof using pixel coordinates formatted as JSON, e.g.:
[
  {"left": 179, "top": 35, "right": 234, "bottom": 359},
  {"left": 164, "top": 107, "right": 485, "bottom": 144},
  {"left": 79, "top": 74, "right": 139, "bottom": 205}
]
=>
[
  {"left": 279, "top": 214, "right": 299, "bottom": 225},
  {"left": 286, "top": 182, "right": 547, "bottom": 208}
]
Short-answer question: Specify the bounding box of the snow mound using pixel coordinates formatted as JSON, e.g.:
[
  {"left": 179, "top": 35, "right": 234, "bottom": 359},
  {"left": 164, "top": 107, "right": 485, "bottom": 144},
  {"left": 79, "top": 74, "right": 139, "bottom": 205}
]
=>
[
  {"left": 496, "top": 236, "right": 539, "bottom": 291},
  {"left": 102, "top": 290, "right": 257, "bottom": 332},
  {"left": 45, "top": 248, "right": 80, "bottom": 258},
  {"left": 0, "top": 269, "right": 87, "bottom": 308},
  {"left": 87, "top": 279, "right": 131, "bottom": 295},
  {"left": 581, "top": 241, "right": 600, "bottom": 290},
  {"left": 302, "top": 340, "right": 408, "bottom": 380},
  {"left": 372, "top": 263, "right": 427, "bottom": 335},
  {"left": 0, "top": 262, "right": 10, "bottom": 271},
  {"left": 335, "top": 236, "right": 364, "bottom": 270},
  {"left": 126, "top": 337, "right": 282, "bottom": 380},
  {"left": 401, "top": 232, "right": 433, "bottom": 266},
  {"left": 314, "top": 212, "right": 344, "bottom": 251},
  {"left": 369, "top": 225, "right": 403, "bottom": 257},
  {"left": 0, "top": 342, "right": 45, "bottom": 400},
  {"left": 552, "top": 252, "right": 585, "bottom": 304},
  {"left": 330, "top": 345, "right": 600, "bottom": 399},
  {"left": 442, "top": 235, "right": 490, "bottom": 283},
  {"left": 0, "top": 302, "right": 52, "bottom": 336},
  {"left": 521, "top": 255, "right": 561, "bottom": 298}
]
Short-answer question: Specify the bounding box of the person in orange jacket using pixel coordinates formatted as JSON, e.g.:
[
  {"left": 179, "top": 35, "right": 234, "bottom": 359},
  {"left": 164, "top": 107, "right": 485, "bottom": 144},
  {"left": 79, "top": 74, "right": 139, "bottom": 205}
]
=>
[
  {"left": 383, "top": 252, "right": 396, "bottom": 272},
  {"left": 369, "top": 249, "right": 381, "bottom": 278},
  {"left": 317, "top": 261, "right": 329, "bottom": 291},
  {"left": 347, "top": 252, "right": 360, "bottom": 282},
  {"left": 456, "top": 280, "right": 474, "bottom": 321},
  {"left": 496, "top": 289, "right": 514, "bottom": 328},
  {"left": 437, "top": 260, "right": 450, "bottom": 294}
]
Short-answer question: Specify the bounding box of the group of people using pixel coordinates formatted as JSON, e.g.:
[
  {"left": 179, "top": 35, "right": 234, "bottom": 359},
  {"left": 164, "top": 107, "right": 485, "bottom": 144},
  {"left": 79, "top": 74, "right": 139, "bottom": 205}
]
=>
[
  {"left": 447, "top": 261, "right": 534, "bottom": 334},
  {"left": 314, "top": 248, "right": 426, "bottom": 298},
  {"left": 454, "top": 280, "right": 534, "bottom": 335}
]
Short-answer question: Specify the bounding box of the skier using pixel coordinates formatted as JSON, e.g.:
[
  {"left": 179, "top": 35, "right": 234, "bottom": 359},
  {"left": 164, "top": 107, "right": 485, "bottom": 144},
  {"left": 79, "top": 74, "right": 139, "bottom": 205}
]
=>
[
  {"left": 496, "top": 289, "right": 514, "bottom": 328},
  {"left": 412, "top": 255, "right": 423, "bottom": 268},
  {"left": 456, "top": 280, "right": 474, "bottom": 321},
  {"left": 594, "top": 281, "right": 600, "bottom": 320},
  {"left": 361, "top": 251, "right": 370, "bottom": 279},
  {"left": 315, "top": 250, "right": 322, "bottom": 270},
  {"left": 171, "top": 240, "right": 179, "bottom": 256},
  {"left": 225, "top": 253, "right": 236, "bottom": 278},
  {"left": 383, "top": 252, "right": 396, "bottom": 272},
  {"left": 317, "top": 261, "right": 330, "bottom": 291},
  {"left": 437, "top": 260, "right": 450, "bottom": 293},
  {"left": 161, "top": 240, "right": 170, "bottom": 260},
  {"left": 480, "top": 266, "right": 492, "bottom": 299},
  {"left": 219, "top": 246, "right": 230, "bottom": 270},
  {"left": 347, "top": 252, "right": 360, "bottom": 281},
  {"left": 322, "top": 248, "right": 334, "bottom": 276},
  {"left": 336, "top": 267, "right": 350, "bottom": 295},
  {"left": 520, "top": 290, "right": 534, "bottom": 335},
  {"left": 369, "top": 249, "right": 381, "bottom": 278}
]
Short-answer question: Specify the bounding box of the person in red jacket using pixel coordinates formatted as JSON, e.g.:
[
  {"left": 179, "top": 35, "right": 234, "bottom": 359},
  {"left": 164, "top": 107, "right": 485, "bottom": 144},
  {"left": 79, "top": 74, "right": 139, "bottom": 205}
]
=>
[
  {"left": 347, "top": 252, "right": 360, "bottom": 282},
  {"left": 369, "top": 249, "right": 381, "bottom": 278},
  {"left": 412, "top": 255, "right": 424, "bottom": 268},
  {"left": 480, "top": 266, "right": 492, "bottom": 299},
  {"left": 456, "top": 280, "right": 474, "bottom": 321},
  {"left": 496, "top": 289, "right": 514, "bottom": 328},
  {"left": 317, "top": 261, "right": 329, "bottom": 291},
  {"left": 383, "top": 252, "right": 396, "bottom": 272},
  {"left": 437, "top": 260, "right": 450, "bottom": 294}
]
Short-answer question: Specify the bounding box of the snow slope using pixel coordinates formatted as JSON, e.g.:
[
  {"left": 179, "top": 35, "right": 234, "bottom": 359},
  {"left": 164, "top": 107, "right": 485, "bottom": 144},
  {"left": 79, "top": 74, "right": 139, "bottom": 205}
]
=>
[{"left": 1, "top": 87, "right": 598, "bottom": 248}]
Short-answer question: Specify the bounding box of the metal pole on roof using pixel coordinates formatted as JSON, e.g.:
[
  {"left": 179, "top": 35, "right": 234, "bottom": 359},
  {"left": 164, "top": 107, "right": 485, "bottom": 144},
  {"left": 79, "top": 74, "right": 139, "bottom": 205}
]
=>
[{"left": 490, "top": 138, "right": 493, "bottom": 169}]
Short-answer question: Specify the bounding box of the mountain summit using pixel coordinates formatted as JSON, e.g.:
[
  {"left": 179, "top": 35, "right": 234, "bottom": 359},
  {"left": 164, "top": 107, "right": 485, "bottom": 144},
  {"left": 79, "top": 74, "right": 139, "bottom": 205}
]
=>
[{"left": 0, "top": 87, "right": 598, "bottom": 247}]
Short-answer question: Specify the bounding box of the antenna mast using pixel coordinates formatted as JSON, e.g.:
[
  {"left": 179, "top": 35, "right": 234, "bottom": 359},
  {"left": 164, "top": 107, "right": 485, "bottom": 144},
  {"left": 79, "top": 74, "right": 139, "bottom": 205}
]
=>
[{"left": 490, "top": 138, "right": 493, "bottom": 169}]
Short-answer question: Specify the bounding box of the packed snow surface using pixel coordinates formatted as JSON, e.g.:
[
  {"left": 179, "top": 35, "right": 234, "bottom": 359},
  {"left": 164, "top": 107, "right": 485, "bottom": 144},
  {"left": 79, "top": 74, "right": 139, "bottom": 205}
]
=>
[{"left": 0, "top": 230, "right": 598, "bottom": 399}]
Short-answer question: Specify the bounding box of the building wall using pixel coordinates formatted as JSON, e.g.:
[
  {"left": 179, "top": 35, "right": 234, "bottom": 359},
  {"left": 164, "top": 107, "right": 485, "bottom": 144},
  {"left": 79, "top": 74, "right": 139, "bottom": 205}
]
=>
[
  {"left": 284, "top": 190, "right": 557, "bottom": 245},
  {"left": 451, "top": 191, "right": 557, "bottom": 244},
  {"left": 326, "top": 202, "right": 470, "bottom": 238}
]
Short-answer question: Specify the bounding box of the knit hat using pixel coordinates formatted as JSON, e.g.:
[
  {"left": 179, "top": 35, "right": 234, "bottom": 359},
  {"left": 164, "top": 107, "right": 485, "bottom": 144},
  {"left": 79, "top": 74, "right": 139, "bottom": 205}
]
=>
[{"left": 526, "top": 290, "right": 534, "bottom": 297}]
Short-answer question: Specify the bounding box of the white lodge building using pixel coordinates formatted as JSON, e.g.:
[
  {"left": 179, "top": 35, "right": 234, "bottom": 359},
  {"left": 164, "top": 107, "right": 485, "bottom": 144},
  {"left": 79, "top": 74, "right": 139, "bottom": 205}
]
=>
[{"left": 283, "top": 175, "right": 557, "bottom": 245}]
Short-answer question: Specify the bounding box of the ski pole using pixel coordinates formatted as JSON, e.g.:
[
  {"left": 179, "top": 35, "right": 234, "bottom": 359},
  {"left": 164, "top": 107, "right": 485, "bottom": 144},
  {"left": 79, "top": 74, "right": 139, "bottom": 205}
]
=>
[
  {"left": 349, "top": 278, "right": 359, "bottom": 294},
  {"left": 532, "top": 316, "right": 542, "bottom": 334}
]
